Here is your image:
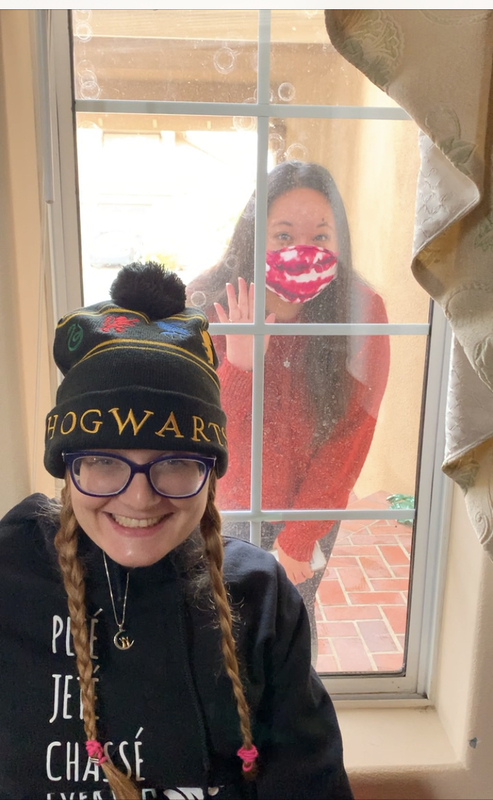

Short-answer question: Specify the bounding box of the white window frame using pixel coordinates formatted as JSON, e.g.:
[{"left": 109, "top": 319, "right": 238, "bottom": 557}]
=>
[{"left": 35, "top": 8, "right": 453, "bottom": 700}]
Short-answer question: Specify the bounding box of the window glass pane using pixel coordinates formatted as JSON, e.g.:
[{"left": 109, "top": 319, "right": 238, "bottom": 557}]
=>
[
  {"left": 258, "top": 117, "right": 427, "bottom": 324},
  {"left": 219, "top": 514, "right": 410, "bottom": 674},
  {"left": 270, "top": 10, "right": 403, "bottom": 108},
  {"left": 316, "top": 499, "right": 410, "bottom": 673},
  {"left": 260, "top": 334, "right": 425, "bottom": 510},
  {"left": 76, "top": 113, "right": 259, "bottom": 304},
  {"left": 72, "top": 10, "right": 258, "bottom": 103}
]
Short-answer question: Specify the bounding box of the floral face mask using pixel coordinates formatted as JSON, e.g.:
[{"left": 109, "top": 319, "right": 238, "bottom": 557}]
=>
[{"left": 265, "top": 244, "right": 338, "bottom": 304}]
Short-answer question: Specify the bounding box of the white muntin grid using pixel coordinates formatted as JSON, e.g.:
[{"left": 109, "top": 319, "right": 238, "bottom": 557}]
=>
[{"left": 39, "top": 9, "right": 452, "bottom": 696}]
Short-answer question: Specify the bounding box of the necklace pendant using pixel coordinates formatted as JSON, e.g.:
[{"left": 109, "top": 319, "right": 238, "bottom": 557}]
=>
[
  {"left": 113, "top": 629, "right": 134, "bottom": 651},
  {"left": 103, "top": 552, "right": 133, "bottom": 651}
]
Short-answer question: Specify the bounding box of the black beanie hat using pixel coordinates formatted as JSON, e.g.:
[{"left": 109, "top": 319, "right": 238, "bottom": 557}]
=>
[{"left": 44, "top": 262, "right": 228, "bottom": 478}]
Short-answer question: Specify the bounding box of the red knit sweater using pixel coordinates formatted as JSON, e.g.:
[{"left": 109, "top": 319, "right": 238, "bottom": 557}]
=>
[{"left": 213, "top": 281, "right": 390, "bottom": 562}]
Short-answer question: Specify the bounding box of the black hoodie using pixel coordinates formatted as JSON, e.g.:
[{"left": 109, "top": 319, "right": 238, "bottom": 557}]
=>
[{"left": 0, "top": 494, "right": 353, "bottom": 800}]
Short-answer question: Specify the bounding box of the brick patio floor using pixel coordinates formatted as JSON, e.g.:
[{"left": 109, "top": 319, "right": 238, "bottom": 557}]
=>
[{"left": 315, "top": 490, "right": 412, "bottom": 674}]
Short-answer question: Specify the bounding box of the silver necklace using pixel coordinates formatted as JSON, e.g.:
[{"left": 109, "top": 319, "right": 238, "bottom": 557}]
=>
[{"left": 102, "top": 552, "right": 134, "bottom": 651}]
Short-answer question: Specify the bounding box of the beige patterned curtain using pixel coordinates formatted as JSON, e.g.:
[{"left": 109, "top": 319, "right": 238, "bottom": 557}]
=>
[{"left": 324, "top": 10, "right": 493, "bottom": 555}]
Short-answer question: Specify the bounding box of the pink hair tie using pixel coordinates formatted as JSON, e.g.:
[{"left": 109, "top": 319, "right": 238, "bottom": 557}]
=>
[
  {"left": 237, "top": 744, "right": 258, "bottom": 772},
  {"left": 86, "top": 739, "right": 108, "bottom": 765}
]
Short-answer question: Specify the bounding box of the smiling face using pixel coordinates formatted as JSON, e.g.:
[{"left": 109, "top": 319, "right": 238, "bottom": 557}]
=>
[
  {"left": 265, "top": 186, "right": 338, "bottom": 320},
  {"left": 69, "top": 449, "right": 209, "bottom": 568}
]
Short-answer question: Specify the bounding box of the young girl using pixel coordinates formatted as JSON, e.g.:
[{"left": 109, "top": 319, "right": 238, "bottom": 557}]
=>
[
  {"left": 0, "top": 262, "right": 353, "bottom": 799},
  {"left": 187, "top": 161, "right": 390, "bottom": 652}
]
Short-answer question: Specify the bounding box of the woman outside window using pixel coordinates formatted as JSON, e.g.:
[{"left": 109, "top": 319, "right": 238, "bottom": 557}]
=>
[{"left": 188, "top": 161, "right": 390, "bottom": 655}]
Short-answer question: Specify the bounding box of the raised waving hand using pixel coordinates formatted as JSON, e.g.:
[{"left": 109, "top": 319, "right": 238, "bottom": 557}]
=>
[{"left": 214, "top": 276, "right": 276, "bottom": 372}]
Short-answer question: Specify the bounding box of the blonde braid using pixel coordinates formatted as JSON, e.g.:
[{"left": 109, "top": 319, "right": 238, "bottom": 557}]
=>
[
  {"left": 54, "top": 484, "right": 140, "bottom": 800},
  {"left": 200, "top": 474, "right": 258, "bottom": 779}
]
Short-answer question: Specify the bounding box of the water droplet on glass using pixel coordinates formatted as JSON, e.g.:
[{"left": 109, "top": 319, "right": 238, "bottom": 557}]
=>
[
  {"left": 80, "top": 80, "right": 101, "bottom": 100},
  {"left": 78, "top": 68, "right": 97, "bottom": 85},
  {"left": 190, "top": 291, "right": 207, "bottom": 308},
  {"left": 286, "top": 143, "right": 308, "bottom": 161},
  {"left": 76, "top": 59, "right": 95, "bottom": 76},
  {"left": 277, "top": 82, "right": 296, "bottom": 103},
  {"left": 225, "top": 254, "right": 238, "bottom": 272},
  {"left": 213, "top": 47, "right": 236, "bottom": 75},
  {"left": 233, "top": 116, "right": 256, "bottom": 133},
  {"left": 75, "top": 23, "right": 92, "bottom": 43},
  {"left": 73, "top": 9, "right": 92, "bottom": 23},
  {"left": 269, "top": 133, "right": 285, "bottom": 157}
]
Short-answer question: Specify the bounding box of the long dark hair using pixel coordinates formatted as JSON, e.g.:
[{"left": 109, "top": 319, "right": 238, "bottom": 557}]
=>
[{"left": 188, "top": 160, "right": 363, "bottom": 442}]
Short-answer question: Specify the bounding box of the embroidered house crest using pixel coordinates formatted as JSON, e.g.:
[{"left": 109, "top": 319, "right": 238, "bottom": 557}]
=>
[
  {"left": 156, "top": 320, "right": 190, "bottom": 339},
  {"left": 100, "top": 315, "right": 140, "bottom": 334}
]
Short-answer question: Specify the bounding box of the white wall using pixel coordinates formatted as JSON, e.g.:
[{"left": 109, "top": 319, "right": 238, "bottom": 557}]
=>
[
  {"left": 0, "top": 11, "right": 31, "bottom": 513},
  {"left": 0, "top": 10, "right": 55, "bottom": 514}
]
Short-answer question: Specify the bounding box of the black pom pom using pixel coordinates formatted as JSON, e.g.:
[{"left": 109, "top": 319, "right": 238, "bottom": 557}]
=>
[{"left": 110, "top": 262, "right": 186, "bottom": 321}]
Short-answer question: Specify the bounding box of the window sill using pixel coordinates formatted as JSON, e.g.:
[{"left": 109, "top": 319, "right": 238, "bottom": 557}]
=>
[{"left": 335, "top": 705, "right": 457, "bottom": 771}]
